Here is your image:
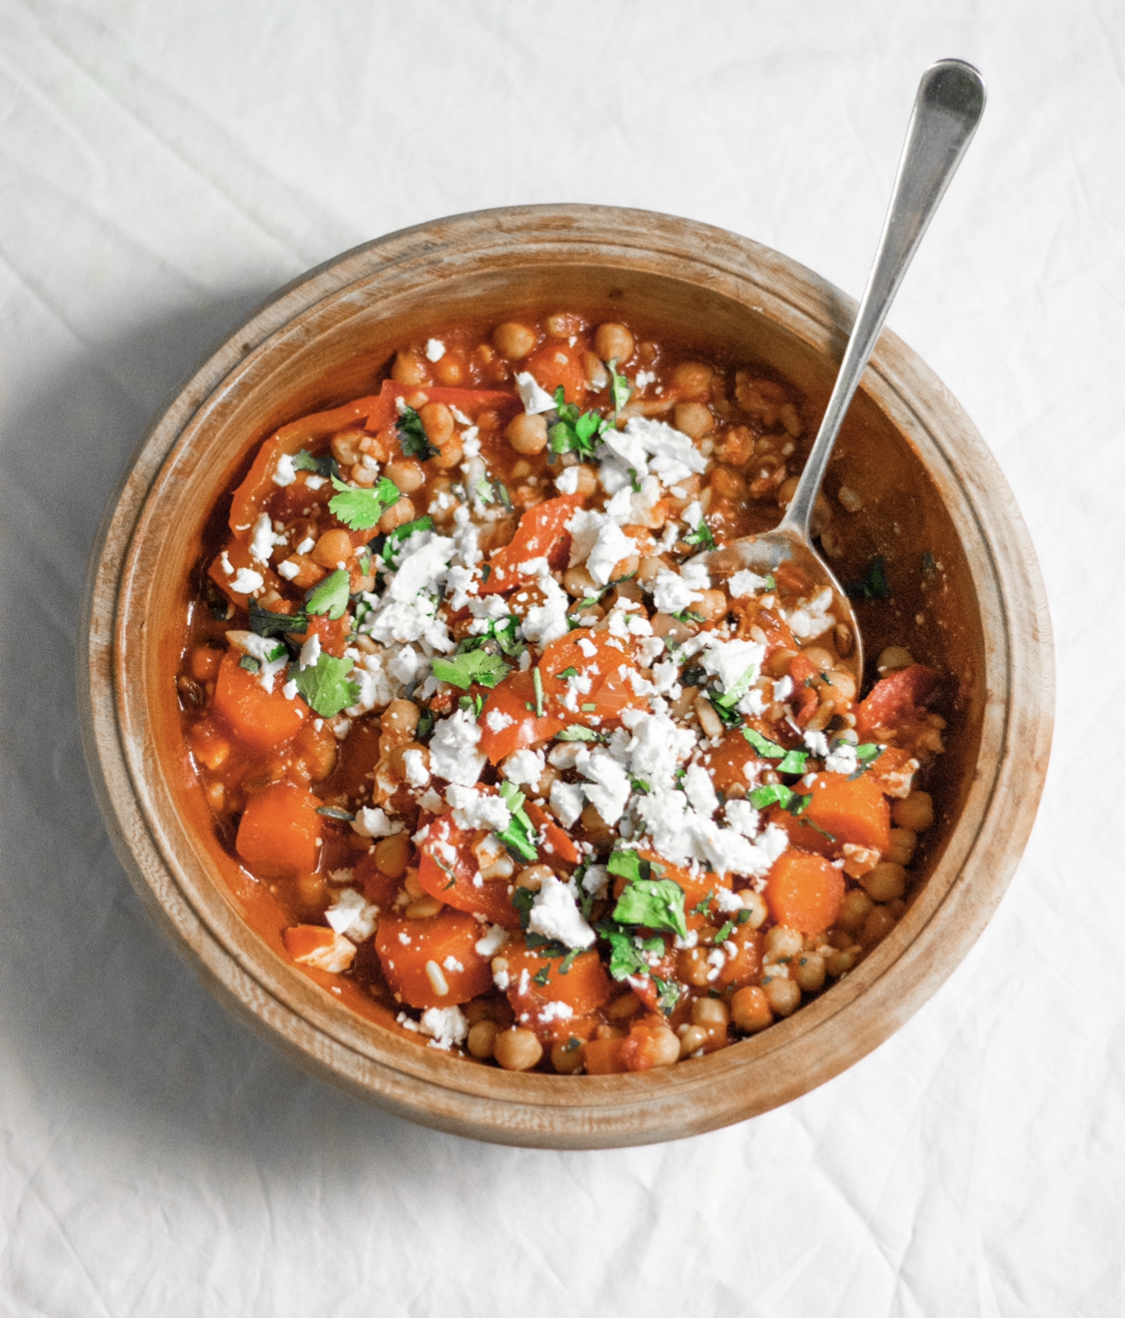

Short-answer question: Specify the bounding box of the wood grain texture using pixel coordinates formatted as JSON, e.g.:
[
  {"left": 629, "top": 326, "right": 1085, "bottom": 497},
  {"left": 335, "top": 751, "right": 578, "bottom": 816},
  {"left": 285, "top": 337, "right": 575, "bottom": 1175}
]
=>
[{"left": 79, "top": 205, "right": 1054, "bottom": 1148}]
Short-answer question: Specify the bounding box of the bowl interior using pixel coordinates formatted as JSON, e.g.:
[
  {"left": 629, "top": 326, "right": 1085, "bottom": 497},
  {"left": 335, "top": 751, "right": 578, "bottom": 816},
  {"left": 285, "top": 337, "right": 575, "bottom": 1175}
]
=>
[{"left": 85, "top": 206, "right": 1050, "bottom": 1147}]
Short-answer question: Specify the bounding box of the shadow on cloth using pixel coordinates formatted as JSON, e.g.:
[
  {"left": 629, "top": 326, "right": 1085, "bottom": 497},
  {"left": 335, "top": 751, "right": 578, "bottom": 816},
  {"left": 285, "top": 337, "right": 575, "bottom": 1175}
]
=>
[{"left": 0, "top": 288, "right": 503, "bottom": 1187}]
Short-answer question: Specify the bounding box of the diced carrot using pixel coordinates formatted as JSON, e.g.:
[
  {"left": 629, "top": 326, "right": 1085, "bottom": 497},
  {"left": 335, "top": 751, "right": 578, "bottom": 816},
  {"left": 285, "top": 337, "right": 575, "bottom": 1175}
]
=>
[
  {"left": 855, "top": 664, "right": 943, "bottom": 738},
  {"left": 283, "top": 924, "right": 356, "bottom": 973},
  {"left": 538, "top": 628, "right": 648, "bottom": 724},
  {"left": 524, "top": 802, "right": 580, "bottom": 864},
  {"left": 477, "top": 671, "right": 566, "bottom": 763},
  {"left": 713, "top": 924, "right": 763, "bottom": 989},
  {"left": 764, "top": 849, "right": 845, "bottom": 934},
  {"left": 374, "top": 909, "right": 493, "bottom": 1009},
  {"left": 236, "top": 782, "right": 324, "bottom": 879},
  {"left": 583, "top": 1036, "right": 629, "bottom": 1075},
  {"left": 502, "top": 939, "right": 613, "bottom": 1040},
  {"left": 526, "top": 343, "right": 587, "bottom": 406},
  {"left": 415, "top": 814, "right": 522, "bottom": 929},
  {"left": 304, "top": 612, "right": 351, "bottom": 658},
  {"left": 211, "top": 650, "right": 307, "bottom": 750},
  {"left": 207, "top": 537, "right": 284, "bottom": 609},
  {"left": 771, "top": 771, "right": 891, "bottom": 858},
  {"left": 477, "top": 494, "right": 586, "bottom": 594}
]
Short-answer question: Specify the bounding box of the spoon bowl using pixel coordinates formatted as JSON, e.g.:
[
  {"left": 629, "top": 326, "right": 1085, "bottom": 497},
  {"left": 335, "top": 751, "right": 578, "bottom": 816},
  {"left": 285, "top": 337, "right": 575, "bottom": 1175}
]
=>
[{"left": 697, "top": 58, "right": 986, "bottom": 689}]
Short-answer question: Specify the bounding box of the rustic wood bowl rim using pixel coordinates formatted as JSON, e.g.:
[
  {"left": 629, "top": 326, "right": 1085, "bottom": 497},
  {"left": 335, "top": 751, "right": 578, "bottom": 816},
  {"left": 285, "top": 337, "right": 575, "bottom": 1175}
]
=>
[{"left": 79, "top": 204, "right": 1054, "bottom": 1148}]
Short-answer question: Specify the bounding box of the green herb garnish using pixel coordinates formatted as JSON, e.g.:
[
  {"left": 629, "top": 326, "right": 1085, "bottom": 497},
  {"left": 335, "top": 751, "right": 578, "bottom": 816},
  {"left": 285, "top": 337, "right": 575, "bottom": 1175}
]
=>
[
  {"left": 249, "top": 599, "right": 308, "bottom": 637},
  {"left": 612, "top": 878, "right": 688, "bottom": 938},
  {"left": 432, "top": 649, "right": 512, "bottom": 690},
  {"left": 380, "top": 515, "right": 434, "bottom": 568},
  {"left": 607, "top": 360, "right": 634, "bottom": 415},
  {"left": 293, "top": 652, "right": 360, "bottom": 718},
  {"left": 683, "top": 517, "right": 716, "bottom": 551},
  {"left": 239, "top": 655, "right": 260, "bottom": 674},
  {"left": 743, "top": 727, "right": 808, "bottom": 774},
  {"left": 548, "top": 386, "right": 609, "bottom": 458},
  {"left": 305, "top": 568, "right": 351, "bottom": 620},
  {"left": 328, "top": 475, "right": 401, "bottom": 532},
  {"left": 556, "top": 725, "right": 602, "bottom": 742},
  {"left": 293, "top": 448, "right": 339, "bottom": 480},
  {"left": 396, "top": 405, "right": 438, "bottom": 460},
  {"left": 845, "top": 554, "right": 890, "bottom": 601},
  {"left": 496, "top": 781, "right": 539, "bottom": 862}
]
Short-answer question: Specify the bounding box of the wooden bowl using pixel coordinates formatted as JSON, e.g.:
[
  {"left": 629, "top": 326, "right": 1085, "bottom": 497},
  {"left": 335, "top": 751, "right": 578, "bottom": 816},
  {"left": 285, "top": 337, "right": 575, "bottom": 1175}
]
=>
[{"left": 79, "top": 205, "right": 1053, "bottom": 1148}]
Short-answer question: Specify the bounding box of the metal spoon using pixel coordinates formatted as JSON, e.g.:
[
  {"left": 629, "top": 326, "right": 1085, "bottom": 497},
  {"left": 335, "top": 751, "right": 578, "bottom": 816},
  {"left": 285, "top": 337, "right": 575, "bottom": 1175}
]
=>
[{"left": 701, "top": 58, "right": 986, "bottom": 683}]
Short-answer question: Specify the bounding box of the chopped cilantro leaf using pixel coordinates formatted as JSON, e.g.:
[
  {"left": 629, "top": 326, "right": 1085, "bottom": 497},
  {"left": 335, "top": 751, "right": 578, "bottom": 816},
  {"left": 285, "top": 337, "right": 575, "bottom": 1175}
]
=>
[
  {"left": 607, "top": 850, "right": 643, "bottom": 883},
  {"left": 672, "top": 609, "right": 705, "bottom": 624},
  {"left": 845, "top": 554, "right": 890, "bottom": 601},
  {"left": 328, "top": 475, "right": 401, "bottom": 531},
  {"left": 548, "top": 386, "right": 610, "bottom": 458},
  {"left": 692, "top": 889, "right": 714, "bottom": 916},
  {"left": 683, "top": 517, "right": 716, "bottom": 551},
  {"left": 239, "top": 655, "right": 260, "bottom": 674},
  {"left": 556, "top": 725, "right": 602, "bottom": 742},
  {"left": 749, "top": 782, "right": 798, "bottom": 811},
  {"left": 494, "top": 481, "right": 513, "bottom": 511},
  {"left": 555, "top": 666, "right": 578, "bottom": 680},
  {"left": 855, "top": 742, "right": 883, "bottom": 763},
  {"left": 458, "top": 693, "right": 485, "bottom": 717},
  {"left": 249, "top": 599, "right": 308, "bottom": 637},
  {"left": 559, "top": 949, "right": 581, "bottom": 975},
  {"left": 613, "top": 877, "right": 688, "bottom": 938},
  {"left": 293, "top": 448, "right": 339, "bottom": 480},
  {"left": 776, "top": 749, "right": 810, "bottom": 774},
  {"left": 580, "top": 702, "right": 597, "bottom": 712},
  {"left": 652, "top": 975, "right": 682, "bottom": 1013},
  {"left": 305, "top": 568, "right": 351, "bottom": 620},
  {"left": 415, "top": 709, "right": 434, "bottom": 742},
  {"left": 607, "top": 360, "right": 634, "bottom": 414},
  {"left": 496, "top": 781, "right": 538, "bottom": 862},
  {"left": 713, "top": 660, "right": 760, "bottom": 711},
  {"left": 396, "top": 405, "right": 438, "bottom": 460},
  {"left": 511, "top": 885, "right": 536, "bottom": 931},
  {"left": 713, "top": 920, "right": 735, "bottom": 945},
  {"left": 532, "top": 966, "right": 551, "bottom": 987},
  {"left": 432, "top": 649, "right": 511, "bottom": 690},
  {"left": 293, "top": 652, "right": 360, "bottom": 718},
  {"left": 707, "top": 695, "right": 742, "bottom": 728},
  {"left": 603, "top": 929, "right": 650, "bottom": 981}
]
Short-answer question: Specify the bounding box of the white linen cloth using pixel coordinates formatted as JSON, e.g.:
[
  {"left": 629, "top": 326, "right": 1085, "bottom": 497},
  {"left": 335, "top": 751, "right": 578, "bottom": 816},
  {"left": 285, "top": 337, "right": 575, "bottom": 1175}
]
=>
[{"left": 2, "top": 2, "right": 1122, "bottom": 1314}]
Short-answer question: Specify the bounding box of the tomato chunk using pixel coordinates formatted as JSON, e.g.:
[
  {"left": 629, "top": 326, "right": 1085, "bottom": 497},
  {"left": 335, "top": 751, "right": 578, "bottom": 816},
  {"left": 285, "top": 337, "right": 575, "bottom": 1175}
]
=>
[
  {"left": 211, "top": 649, "right": 307, "bottom": 750},
  {"left": 855, "top": 665, "right": 943, "bottom": 738},
  {"left": 765, "top": 849, "right": 844, "bottom": 934},
  {"left": 477, "top": 671, "right": 565, "bottom": 763},
  {"left": 415, "top": 814, "right": 521, "bottom": 929},
  {"left": 236, "top": 782, "right": 323, "bottom": 879},
  {"left": 374, "top": 909, "right": 494, "bottom": 1009},
  {"left": 477, "top": 494, "right": 585, "bottom": 594},
  {"left": 526, "top": 343, "right": 587, "bottom": 406}
]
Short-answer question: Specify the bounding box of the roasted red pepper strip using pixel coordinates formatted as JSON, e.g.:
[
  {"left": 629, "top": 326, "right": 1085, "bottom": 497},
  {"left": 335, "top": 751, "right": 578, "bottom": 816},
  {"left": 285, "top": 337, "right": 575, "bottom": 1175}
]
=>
[{"left": 477, "top": 493, "right": 586, "bottom": 594}]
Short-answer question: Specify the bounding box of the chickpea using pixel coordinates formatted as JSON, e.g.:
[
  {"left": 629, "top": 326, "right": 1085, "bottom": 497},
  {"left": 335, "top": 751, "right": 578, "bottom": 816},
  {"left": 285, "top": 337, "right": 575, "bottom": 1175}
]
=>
[
  {"left": 860, "top": 861, "right": 907, "bottom": 903},
  {"left": 825, "top": 947, "right": 857, "bottom": 977},
  {"left": 433, "top": 354, "right": 465, "bottom": 387},
  {"left": 892, "top": 791, "right": 935, "bottom": 832},
  {"left": 467, "top": 1020, "right": 499, "bottom": 1059},
  {"left": 382, "top": 699, "right": 420, "bottom": 738},
  {"left": 693, "top": 589, "right": 729, "bottom": 623},
  {"left": 672, "top": 361, "right": 713, "bottom": 398},
  {"left": 405, "top": 895, "right": 443, "bottom": 919},
  {"left": 379, "top": 496, "right": 416, "bottom": 534},
  {"left": 515, "top": 864, "right": 552, "bottom": 892},
  {"left": 838, "top": 891, "right": 876, "bottom": 938},
  {"left": 492, "top": 321, "right": 537, "bottom": 360},
  {"left": 506, "top": 412, "right": 549, "bottom": 455},
  {"left": 861, "top": 906, "right": 898, "bottom": 948},
  {"left": 330, "top": 429, "right": 366, "bottom": 467},
  {"left": 887, "top": 828, "right": 918, "bottom": 866},
  {"left": 764, "top": 925, "right": 803, "bottom": 960},
  {"left": 551, "top": 1037, "right": 586, "bottom": 1074},
  {"left": 651, "top": 613, "right": 693, "bottom": 643},
  {"left": 821, "top": 667, "right": 857, "bottom": 703},
  {"left": 609, "top": 553, "right": 640, "bottom": 582},
  {"left": 310, "top": 528, "right": 354, "bottom": 570},
  {"left": 563, "top": 565, "right": 598, "bottom": 599},
  {"left": 794, "top": 953, "right": 827, "bottom": 994},
  {"left": 803, "top": 646, "right": 836, "bottom": 673},
  {"left": 385, "top": 458, "right": 426, "bottom": 493},
  {"left": 635, "top": 555, "right": 667, "bottom": 587},
  {"left": 878, "top": 646, "right": 915, "bottom": 673},
  {"left": 644, "top": 1025, "right": 682, "bottom": 1068},
  {"left": 739, "top": 890, "right": 768, "bottom": 929},
  {"left": 607, "top": 990, "right": 641, "bottom": 1020},
  {"left": 419, "top": 402, "right": 454, "bottom": 448},
  {"left": 430, "top": 436, "right": 464, "bottom": 469},
  {"left": 564, "top": 464, "right": 599, "bottom": 499},
  {"left": 678, "top": 1025, "right": 709, "bottom": 1057},
  {"left": 691, "top": 997, "right": 730, "bottom": 1027},
  {"left": 673, "top": 401, "right": 714, "bottom": 440},
  {"left": 544, "top": 311, "right": 583, "bottom": 339},
  {"left": 763, "top": 974, "right": 801, "bottom": 1016},
  {"left": 677, "top": 946, "right": 714, "bottom": 989},
  {"left": 374, "top": 830, "right": 410, "bottom": 880},
  {"left": 731, "top": 985, "right": 773, "bottom": 1033},
  {"left": 717, "top": 425, "right": 755, "bottom": 466},
  {"left": 584, "top": 352, "right": 609, "bottom": 389},
  {"left": 391, "top": 350, "right": 430, "bottom": 386},
  {"left": 709, "top": 466, "right": 747, "bottom": 500},
  {"left": 593, "top": 321, "right": 635, "bottom": 363},
  {"left": 493, "top": 1028, "right": 544, "bottom": 1072}
]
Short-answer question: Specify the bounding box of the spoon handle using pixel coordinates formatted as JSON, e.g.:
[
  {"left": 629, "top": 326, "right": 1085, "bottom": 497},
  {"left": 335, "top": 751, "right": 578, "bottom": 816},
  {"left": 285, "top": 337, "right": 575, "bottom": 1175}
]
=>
[{"left": 780, "top": 58, "right": 986, "bottom": 541}]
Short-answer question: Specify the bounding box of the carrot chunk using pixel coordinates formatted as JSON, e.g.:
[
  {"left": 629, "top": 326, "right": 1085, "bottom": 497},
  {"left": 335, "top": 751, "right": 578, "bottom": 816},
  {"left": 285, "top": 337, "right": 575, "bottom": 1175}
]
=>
[
  {"left": 211, "top": 649, "right": 307, "bottom": 750},
  {"left": 764, "top": 849, "right": 845, "bottom": 934},
  {"left": 583, "top": 1036, "right": 629, "bottom": 1075},
  {"left": 772, "top": 771, "right": 891, "bottom": 858},
  {"left": 283, "top": 924, "right": 355, "bottom": 973},
  {"left": 236, "top": 782, "right": 324, "bottom": 879},
  {"left": 477, "top": 494, "right": 585, "bottom": 594},
  {"left": 415, "top": 814, "right": 522, "bottom": 929},
  {"left": 374, "top": 909, "right": 493, "bottom": 1009},
  {"left": 502, "top": 939, "right": 613, "bottom": 1040}
]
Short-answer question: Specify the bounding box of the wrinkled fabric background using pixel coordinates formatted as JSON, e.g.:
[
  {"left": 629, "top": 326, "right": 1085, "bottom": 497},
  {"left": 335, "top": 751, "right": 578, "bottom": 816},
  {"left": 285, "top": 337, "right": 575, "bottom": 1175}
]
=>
[{"left": 1, "top": 2, "right": 1122, "bottom": 1314}]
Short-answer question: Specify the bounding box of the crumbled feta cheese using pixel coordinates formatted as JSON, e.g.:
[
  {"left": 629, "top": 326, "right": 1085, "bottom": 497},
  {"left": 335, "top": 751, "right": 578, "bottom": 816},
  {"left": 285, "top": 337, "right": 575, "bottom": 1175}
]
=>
[
  {"left": 699, "top": 635, "right": 766, "bottom": 697},
  {"left": 549, "top": 780, "right": 584, "bottom": 828},
  {"left": 484, "top": 708, "right": 515, "bottom": 734},
  {"left": 785, "top": 587, "right": 836, "bottom": 641},
  {"left": 825, "top": 743, "right": 859, "bottom": 776},
  {"left": 224, "top": 630, "right": 288, "bottom": 693},
  {"left": 555, "top": 466, "right": 581, "bottom": 494},
  {"left": 351, "top": 806, "right": 404, "bottom": 839},
  {"left": 277, "top": 559, "right": 301, "bottom": 581},
  {"left": 514, "top": 371, "right": 556, "bottom": 414},
  {"left": 586, "top": 521, "right": 635, "bottom": 586},
  {"left": 527, "top": 874, "right": 596, "bottom": 949},
  {"left": 249, "top": 512, "right": 282, "bottom": 564},
  {"left": 651, "top": 570, "right": 697, "bottom": 615},
  {"left": 474, "top": 924, "right": 509, "bottom": 957},
  {"left": 298, "top": 632, "right": 321, "bottom": 671},
  {"left": 402, "top": 748, "right": 430, "bottom": 787},
  {"left": 503, "top": 748, "right": 545, "bottom": 791},
  {"left": 229, "top": 566, "right": 264, "bottom": 595},
  {"left": 519, "top": 574, "right": 570, "bottom": 644},
  {"left": 683, "top": 763, "right": 720, "bottom": 819},
  {"left": 325, "top": 887, "right": 379, "bottom": 942},
  {"left": 574, "top": 747, "right": 631, "bottom": 826},
  {"left": 773, "top": 675, "right": 794, "bottom": 701},
  {"left": 429, "top": 708, "right": 486, "bottom": 786},
  {"left": 724, "top": 798, "right": 761, "bottom": 837},
  {"left": 273, "top": 453, "right": 298, "bottom": 487},
  {"left": 425, "top": 338, "right": 446, "bottom": 362},
  {"left": 729, "top": 569, "right": 769, "bottom": 598},
  {"left": 445, "top": 784, "right": 511, "bottom": 832},
  {"left": 419, "top": 1005, "right": 469, "bottom": 1048}
]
